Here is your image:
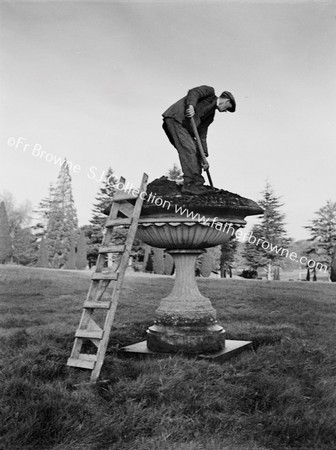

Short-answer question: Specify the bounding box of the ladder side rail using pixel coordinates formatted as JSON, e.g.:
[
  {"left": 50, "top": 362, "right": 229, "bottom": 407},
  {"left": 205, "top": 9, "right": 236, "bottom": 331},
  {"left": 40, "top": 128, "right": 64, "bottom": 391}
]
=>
[{"left": 90, "top": 173, "right": 148, "bottom": 382}]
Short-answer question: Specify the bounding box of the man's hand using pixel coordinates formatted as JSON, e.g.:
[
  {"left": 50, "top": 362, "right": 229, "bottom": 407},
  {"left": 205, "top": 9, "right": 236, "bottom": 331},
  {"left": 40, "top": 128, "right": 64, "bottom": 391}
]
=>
[
  {"left": 186, "top": 105, "right": 195, "bottom": 118},
  {"left": 201, "top": 160, "right": 209, "bottom": 171}
]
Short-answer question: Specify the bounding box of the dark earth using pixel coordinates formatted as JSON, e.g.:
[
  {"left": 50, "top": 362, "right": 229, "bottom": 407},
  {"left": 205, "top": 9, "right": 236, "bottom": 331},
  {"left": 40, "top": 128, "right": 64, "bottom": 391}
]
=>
[
  {"left": 141, "top": 176, "right": 263, "bottom": 219},
  {"left": 104, "top": 176, "right": 263, "bottom": 220}
]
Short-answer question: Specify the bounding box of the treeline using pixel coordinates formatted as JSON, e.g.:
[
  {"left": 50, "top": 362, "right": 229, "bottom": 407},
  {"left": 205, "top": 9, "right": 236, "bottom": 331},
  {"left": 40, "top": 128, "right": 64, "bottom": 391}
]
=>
[{"left": 1, "top": 163, "right": 336, "bottom": 280}]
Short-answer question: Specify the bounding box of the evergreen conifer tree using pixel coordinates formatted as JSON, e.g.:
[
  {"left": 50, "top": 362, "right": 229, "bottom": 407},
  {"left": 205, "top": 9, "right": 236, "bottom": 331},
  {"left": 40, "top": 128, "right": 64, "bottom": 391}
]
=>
[
  {"left": 243, "top": 182, "right": 291, "bottom": 279},
  {"left": 88, "top": 167, "right": 118, "bottom": 264},
  {"left": 167, "top": 163, "right": 183, "bottom": 183},
  {"left": 34, "top": 184, "right": 54, "bottom": 234},
  {"left": 45, "top": 161, "right": 78, "bottom": 268},
  {"left": 305, "top": 200, "right": 336, "bottom": 272},
  {"left": 0, "top": 202, "right": 12, "bottom": 263}
]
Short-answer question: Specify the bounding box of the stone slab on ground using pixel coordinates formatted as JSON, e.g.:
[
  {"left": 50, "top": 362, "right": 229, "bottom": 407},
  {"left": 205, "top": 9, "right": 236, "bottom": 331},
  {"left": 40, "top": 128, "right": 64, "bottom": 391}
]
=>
[{"left": 120, "top": 339, "right": 253, "bottom": 363}]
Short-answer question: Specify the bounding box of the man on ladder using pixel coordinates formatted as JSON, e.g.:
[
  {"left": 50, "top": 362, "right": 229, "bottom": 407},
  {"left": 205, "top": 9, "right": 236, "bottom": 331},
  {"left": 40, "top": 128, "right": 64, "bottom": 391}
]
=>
[{"left": 162, "top": 85, "right": 236, "bottom": 195}]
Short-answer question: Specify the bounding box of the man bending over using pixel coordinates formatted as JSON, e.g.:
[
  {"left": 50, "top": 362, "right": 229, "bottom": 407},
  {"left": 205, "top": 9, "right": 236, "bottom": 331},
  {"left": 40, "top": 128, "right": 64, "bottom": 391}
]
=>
[{"left": 162, "top": 85, "right": 236, "bottom": 195}]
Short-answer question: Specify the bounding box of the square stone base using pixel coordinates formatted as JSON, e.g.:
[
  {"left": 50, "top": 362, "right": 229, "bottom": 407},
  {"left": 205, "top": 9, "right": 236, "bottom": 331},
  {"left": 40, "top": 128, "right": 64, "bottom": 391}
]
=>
[{"left": 121, "top": 340, "right": 252, "bottom": 363}]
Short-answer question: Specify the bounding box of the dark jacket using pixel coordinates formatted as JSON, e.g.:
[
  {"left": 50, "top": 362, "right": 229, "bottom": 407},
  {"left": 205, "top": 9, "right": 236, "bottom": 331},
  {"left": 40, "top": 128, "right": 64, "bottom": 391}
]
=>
[{"left": 162, "top": 85, "right": 218, "bottom": 154}]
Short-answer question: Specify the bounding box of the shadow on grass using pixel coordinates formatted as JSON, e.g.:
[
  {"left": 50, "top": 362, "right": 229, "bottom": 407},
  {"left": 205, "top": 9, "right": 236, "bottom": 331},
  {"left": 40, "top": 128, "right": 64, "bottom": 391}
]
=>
[
  {"left": 225, "top": 322, "right": 305, "bottom": 350},
  {"left": 1, "top": 321, "right": 335, "bottom": 450}
]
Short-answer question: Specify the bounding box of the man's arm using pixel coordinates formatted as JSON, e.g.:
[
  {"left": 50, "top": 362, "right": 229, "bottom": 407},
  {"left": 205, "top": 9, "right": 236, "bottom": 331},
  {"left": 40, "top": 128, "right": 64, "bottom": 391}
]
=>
[
  {"left": 185, "top": 85, "right": 215, "bottom": 117},
  {"left": 186, "top": 85, "right": 215, "bottom": 107}
]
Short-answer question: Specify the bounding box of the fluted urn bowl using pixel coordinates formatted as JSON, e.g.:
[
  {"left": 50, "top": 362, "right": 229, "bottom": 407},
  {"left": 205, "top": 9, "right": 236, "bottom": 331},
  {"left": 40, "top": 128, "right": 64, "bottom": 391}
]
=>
[
  {"left": 136, "top": 220, "right": 243, "bottom": 249},
  {"left": 136, "top": 181, "right": 260, "bottom": 249},
  {"left": 134, "top": 177, "right": 263, "bottom": 354}
]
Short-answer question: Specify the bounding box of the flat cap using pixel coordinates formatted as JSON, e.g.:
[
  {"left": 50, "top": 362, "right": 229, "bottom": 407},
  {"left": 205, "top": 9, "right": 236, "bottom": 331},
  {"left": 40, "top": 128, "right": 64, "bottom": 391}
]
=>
[{"left": 221, "top": 91, "right": 236, "bottom": 112}]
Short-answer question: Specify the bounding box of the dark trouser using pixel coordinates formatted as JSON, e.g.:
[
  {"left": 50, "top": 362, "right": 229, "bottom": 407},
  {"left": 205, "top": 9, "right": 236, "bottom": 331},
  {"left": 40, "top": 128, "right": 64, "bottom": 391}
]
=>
[{"left": 162, "top": 118, "right": 205, "bottom": 186}]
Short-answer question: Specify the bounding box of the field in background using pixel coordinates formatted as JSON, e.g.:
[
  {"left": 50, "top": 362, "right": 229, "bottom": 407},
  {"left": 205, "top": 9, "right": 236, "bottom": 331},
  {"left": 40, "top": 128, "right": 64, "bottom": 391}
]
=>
[{"left": 0, "top": 265, "right": 335, "bottom": 450}]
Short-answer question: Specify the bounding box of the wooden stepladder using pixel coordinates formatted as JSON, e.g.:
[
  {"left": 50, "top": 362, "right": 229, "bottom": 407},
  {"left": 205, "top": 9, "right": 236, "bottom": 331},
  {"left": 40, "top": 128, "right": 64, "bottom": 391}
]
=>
[{"left": 67, "top": 173, "right": 148, "bottom": 382}]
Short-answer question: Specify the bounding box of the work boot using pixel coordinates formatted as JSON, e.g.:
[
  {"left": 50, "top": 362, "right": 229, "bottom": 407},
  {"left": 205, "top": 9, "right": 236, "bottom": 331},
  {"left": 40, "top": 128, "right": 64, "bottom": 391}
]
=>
[{"left": 181, "top": 183, "right": 209, "bottom": 195}]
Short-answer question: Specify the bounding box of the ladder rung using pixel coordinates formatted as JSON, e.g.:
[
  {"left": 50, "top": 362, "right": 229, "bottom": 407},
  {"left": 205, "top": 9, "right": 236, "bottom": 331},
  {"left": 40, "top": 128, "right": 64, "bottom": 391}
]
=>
[
  {"left": 67, "top": 358, "right": 96, "bottom": 370},
  {"left": 78, "top": 354, "right": 97, "bottom": 361},
  {"left": 113, "top": 192, "right": 138, "bottom": 202},
  {"left": 75, "top": 330, "right": 104, "bottom": 339},
  {"left": 83, "top": 301, "right": 110, "bottom": 309},
  {"left": 98, "top": 245, "right": 125, "bottom": 254},
  {"left": 105, "top": 217, "right": 132, "bottom": 227},
  {"left": 92, "top": 272, "right": 118, "bottom": 281}
]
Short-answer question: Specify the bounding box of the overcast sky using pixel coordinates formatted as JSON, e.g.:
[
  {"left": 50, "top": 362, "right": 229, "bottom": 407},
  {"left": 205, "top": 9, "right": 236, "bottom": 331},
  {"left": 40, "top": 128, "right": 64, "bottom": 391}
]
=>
[{"left": 1, "top": 0, "right": 335, "bottom": 240}]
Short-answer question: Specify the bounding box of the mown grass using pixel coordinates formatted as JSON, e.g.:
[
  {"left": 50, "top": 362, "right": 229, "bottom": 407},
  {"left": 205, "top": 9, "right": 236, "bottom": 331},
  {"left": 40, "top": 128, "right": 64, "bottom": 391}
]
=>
[{"left": 0, "top": 265, "right": 335, "bottom": 450}]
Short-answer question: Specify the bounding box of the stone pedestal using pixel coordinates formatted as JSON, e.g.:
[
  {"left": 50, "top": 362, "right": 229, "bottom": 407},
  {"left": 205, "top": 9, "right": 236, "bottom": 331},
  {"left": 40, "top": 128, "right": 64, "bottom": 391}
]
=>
[{"left": 147, "top": 249, "right": 225, "bottom": 353}]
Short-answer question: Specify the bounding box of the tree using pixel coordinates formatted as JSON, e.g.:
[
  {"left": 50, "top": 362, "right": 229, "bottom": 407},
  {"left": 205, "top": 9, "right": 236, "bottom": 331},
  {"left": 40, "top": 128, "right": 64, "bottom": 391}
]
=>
[
  {"left": 76, "top": 229, "right": 88, "bottom": 270},
  {"left": 305, "top": 200, "right": 336, "bottom": 278},
  {"left": 220, "top": 238, "right": 238, "bottom": 278},
  {"left": 243, "top": 225, "right": 269, "bottom": 270},
  {"left": 243, "top": 182, "right": 291, "bottom": 280},
  {"left": 167, "top": 163, "right": 183, "bottom": 184},
  {"left": 207, "top": 246, "right": 222, "bottom": 273},
  {"left": 200, "top": 250, "right": 212, "bottom": 277},
  {"left": 0, "top": 202, "right": 12, "bottom": 263},
  {"left": 36, "top": 235, "right": 49, "bottom": 268},
  {"left": 33, "top": 184, "right": 53, "bottom": 233},
  {"left": 196, "top": 246, "right": 221, "bottom": 277},
  {"left": 14, "top": 227, "right": 37, "bottom": 266},
  {"left": 0, "top": 191, "right": 34, "bottom": 264},
  {"left": 0, "top": 191, "right": 32, "bottom": 233},
  {"left": 45, "top": 161, "right": 78, "bottom": 268},
  {"left": 91, "top": 167, "right": 117, "bottom": 227},
  {"left": 88, "top": 167, "right": 118, "bottom": 264}
]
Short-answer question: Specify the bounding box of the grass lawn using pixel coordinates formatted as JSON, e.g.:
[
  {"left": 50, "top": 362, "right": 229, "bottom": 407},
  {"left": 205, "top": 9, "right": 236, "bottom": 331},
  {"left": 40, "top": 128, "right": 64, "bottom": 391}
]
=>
[{"left": 0, "top": 265, "right": 335, "bottom": 450}]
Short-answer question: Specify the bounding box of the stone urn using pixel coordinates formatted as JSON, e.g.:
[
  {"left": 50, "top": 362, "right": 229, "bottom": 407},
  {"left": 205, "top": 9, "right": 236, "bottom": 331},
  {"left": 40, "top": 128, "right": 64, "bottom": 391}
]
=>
[{"left": 136, "top": 177, "right": 263, "bottom": 354}]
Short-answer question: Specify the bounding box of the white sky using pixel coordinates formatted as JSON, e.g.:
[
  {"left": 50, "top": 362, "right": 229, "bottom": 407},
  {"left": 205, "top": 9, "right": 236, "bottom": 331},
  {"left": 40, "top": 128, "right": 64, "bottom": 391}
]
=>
[{"left": 0, "top": 0, "right": 335, "bottom": 240}]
